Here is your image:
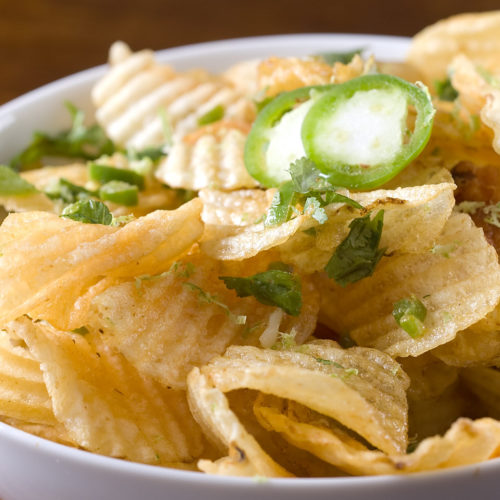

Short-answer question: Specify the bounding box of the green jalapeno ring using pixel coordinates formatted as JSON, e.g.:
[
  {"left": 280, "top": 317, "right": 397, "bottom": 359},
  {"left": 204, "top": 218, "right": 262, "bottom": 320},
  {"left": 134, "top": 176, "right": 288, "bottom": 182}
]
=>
[
  {"left": 244, "top": 85, "right": 336, "bottom": 188},
  {"left": 301, "top": 74, "right": 435, "bottom": 190}
]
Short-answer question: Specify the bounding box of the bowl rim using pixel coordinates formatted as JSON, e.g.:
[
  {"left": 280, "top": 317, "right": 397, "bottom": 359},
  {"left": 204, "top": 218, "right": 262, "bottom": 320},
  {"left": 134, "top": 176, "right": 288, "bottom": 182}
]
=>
[{"left": 2, "top": 32, "right": 498, "bottom": 490}]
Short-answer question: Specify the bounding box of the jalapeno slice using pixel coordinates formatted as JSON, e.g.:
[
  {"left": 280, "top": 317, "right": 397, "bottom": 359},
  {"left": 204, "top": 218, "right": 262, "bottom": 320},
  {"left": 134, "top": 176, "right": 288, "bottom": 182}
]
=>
[
  {"left": 244, "top": 85, "right": 335, "bottom": 188},
  {"left": 88, "top": 163, "right": 145, "bottom": 189},
  {"left": 99, "top": 180, "right": 138, "bottom": 206},
  {"left": 301, "top": 74, "right": 435, "bottom": 190}
]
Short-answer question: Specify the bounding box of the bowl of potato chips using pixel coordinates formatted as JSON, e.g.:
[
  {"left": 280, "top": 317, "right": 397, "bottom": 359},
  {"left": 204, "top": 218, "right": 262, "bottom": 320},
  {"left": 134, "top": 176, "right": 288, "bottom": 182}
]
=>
[{"left": 2, "top": 11, "right": 500, "bottom": 500}]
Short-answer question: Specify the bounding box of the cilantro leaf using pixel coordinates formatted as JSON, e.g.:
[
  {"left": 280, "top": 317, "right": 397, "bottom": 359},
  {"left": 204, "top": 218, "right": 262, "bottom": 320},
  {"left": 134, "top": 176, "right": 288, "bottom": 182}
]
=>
[
  {"left": 325, "top": 210, "right": 386, "bottom": 286},
  {"left": 10, "top": 102, "right": 116, "bottom": 171},
  {"left": 61, "top": 199, "right": 113, "bottom": 225},
  {"left": 220, "top": 269, "right": 302, "bottom": 316},
  {"left": 316, "top": 48, "right": 363, "bottom": 65},
  {"left": 265, "top": 181, "right": 299, "bottom": 226},
  {"left": 434, "top": 77, "right": 458, "bottom": 102},
  {"left": 288, "top": 157, "right": 333, "bottom": 193},
  {"left": 393, "top": 296, "right": 427, "bottom": 338},
  {"left": 0, "top": 165, "right": 38, "bottom": 195},
  {"left": 198, "top": 105, "right": 225, "bottom": 126}
]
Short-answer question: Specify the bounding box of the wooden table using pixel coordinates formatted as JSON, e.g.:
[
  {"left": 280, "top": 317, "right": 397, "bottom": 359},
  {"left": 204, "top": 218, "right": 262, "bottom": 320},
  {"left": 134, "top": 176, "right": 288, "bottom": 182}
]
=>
[{"left": 0, "top": 0, "right": 499, "bottom": 104}]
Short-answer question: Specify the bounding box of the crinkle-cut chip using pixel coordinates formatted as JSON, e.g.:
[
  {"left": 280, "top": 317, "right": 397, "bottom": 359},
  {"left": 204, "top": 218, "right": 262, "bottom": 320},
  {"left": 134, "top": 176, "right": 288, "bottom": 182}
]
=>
[
  {"left": 318, "top": 213, "right": 500, "bottom": 358},
  {"left": 1, "top": 416, "right": 73, "bottom": 446},
  {"left": 9, "top": 317, "right": 204, "bottom": 465},
  {"left": 155, "top": 127, "right": 258, "bottom": 190},
  {"left": 254, "top": 395, "right": 500, "bottom": 475},
  {"left": 201, "top": 182, "right": 455, "bottom": 265},
  {"left": 199, "top": 188, "right": 274, "bottom": 226},
  {"left": 92, "top": 43, "right": 254, "bottom": 148},
  {"left": 187, "top": 367, "right": 292, "bottom": 477},
  {"left": 257, "top": 55, "right": 367, "bottom": 97},
  {"left": 0, "top": 331, "right": 56, "bottom": 426},
  {"left": 223, "top": 59, "right": 260, "bottom": 97},
  {"left": 88, "top": 252, "right": 318, "bottom": 389},
  {"left": 433, "top": 305, "right": 500, "bottom": 367},
  {"left": 280, "top": 182, "right": 455, "bottom": 274},
  {"left": 461, "top": 367, "right": 500, "bottom": 419},
  {"left": 0, "top": 199, "right": 203, "bottom": 330},
  {"left": 407, "top": 11, "right": 500, "bottom": 84},
  {"left": 200, "top": 341, "right": 409, "bottom": 454}
]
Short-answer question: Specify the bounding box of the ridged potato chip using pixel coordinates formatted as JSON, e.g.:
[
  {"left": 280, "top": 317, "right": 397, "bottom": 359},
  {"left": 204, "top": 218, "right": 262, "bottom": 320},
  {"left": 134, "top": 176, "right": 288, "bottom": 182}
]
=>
[
  {"left": 201, "top": 183, "right": 455, "bottom": 272},
  {"left": 0, "top": 331, "right": 56, "bottom": 426},
  {"left": 318, "top": 213, "right": 500, "bottom": 357},
  {"left": 8, "top": 317, "right": 204, "bottom": 465},
  {"left": 93, "top": 43, "right": 254, "bottom": 148},
  {"left": 88, "top": 252, "right": 319, "bottom": 389},
  {"left": 255, "top": 395, "right": 500, "bottom": 475},
  {"left": 0, "top": 199, "right": 203, "bottom": 330},
  {"left": 407, "top": 11, "right": 500, "bottom": 84},
  {"left": 187, "top": 367, "right": 292, "bottom": 477},
  {"left": 155, "top": 125, "right": 258, "bottom": 190},
  {"left": 198, "top": 341, "right": 409, "bottom": 454}
]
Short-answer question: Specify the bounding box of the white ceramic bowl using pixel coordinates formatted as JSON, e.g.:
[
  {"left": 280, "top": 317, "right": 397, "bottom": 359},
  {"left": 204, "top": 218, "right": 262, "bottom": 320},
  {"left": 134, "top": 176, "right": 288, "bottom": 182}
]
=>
[{"left": 1, "top": 34, "right": 498, "bottom": 500}]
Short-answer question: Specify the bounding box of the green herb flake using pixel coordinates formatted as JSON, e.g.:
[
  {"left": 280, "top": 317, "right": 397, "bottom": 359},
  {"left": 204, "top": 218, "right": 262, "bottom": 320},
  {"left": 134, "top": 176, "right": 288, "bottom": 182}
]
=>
[
  {"left": 455, "top": 200, "right": 485, "bottom": 214},
  {"left": 325, "top": 210, "right": 386, "bottom": 286},
  {"left": 197, "top": 105, "right": 225, "bottom": 126},
  {"left": 72, "top": 326, "right": 89, "bottom": 335},
  {"left": 392, "top": 296, "right": 427, "bottom": 338},
  {"left": 0, "top": 165, "right": 38, "bottom": 195},
  {"left": 220, "top": 269, "right": 302, "bottom": 316},
  {"left": 434, "top": 77, "right": 458, "bottom": 102},
  {"left": 183, "top": 282, "right": 246, "bottom": 325},
  {"left": 44, "top": 177, "right": 96, "bottom": 203},
  {"left": 61, "top": 199, "right": 113, "bottom": 225},
  {"left": 127, "top": 145, "right": 167, "bottom": 163},
  {"left": 10, "top": 102, "right": 116, "bottom": 171},
  {"left": 430, "top": 241, "right": 460, "bottom": 258}
]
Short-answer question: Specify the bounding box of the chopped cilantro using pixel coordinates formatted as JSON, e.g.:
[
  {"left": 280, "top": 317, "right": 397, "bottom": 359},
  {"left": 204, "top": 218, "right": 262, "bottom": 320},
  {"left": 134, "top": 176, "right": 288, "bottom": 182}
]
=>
[
  {"left": 198, "top": 105, "right": 225, "bottom": 126},
  {"left": 434, "top": 77, "right": 458, "bottom": 102},
  {"left": 393, "top": 296, "right": 427, "bottom": 338},
  {"left": 455, "top": 200, "right": 485, "bottom": 214},
  {"left": 325, "top": 210, "right": 385, "bottom": 286},
  {"left": 430, "top": 241, "right": 460, "bottom": 258},
  {"left": 61, "top": 199, "right": 113, "bottom": 225},
  {"left": 72, "top": 326, "right": 89, "bottom": 335},
  {"left": 127, "top": 145, "right": 166, "bottom": 163},
  {"left": 183, "top": 282, "right": 246, "bottom": 325},
  {"left": 273, "top": 330, "right": 298, "bottom": 350},
  {"left": 315, "top": 48, "right": 363, "bottom": 65},
  {"left": 220, "top": 268, "right": 302, "bottom": 316},
  {"left": 0, "top": 165, "right": 38, "bottom": 195},
  {"left": 10, "top": 102, "right": 116, "bottom": 171}
]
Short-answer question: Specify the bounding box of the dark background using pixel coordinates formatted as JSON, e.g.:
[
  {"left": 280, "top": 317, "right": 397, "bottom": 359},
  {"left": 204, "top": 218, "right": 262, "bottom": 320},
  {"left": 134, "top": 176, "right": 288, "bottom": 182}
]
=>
[{"left": 1, "top": 0, "right": 499, "bottom": 104}]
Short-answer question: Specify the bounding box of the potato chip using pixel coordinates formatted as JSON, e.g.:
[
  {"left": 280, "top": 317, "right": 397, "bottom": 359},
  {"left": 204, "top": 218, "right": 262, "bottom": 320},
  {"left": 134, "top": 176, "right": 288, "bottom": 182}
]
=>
[
  {"left": 254, "top": 395, "right": 500, "bottom": 475},
  {"left": 223, "top": 59, "right": 260, "bottom": 97},
  {"left": 8, "top": 317, "right": 204, "bottom": 465},
  {"left": 1, "top": 416, "right": 73, "bottom": 446},
  {"left": 318, "top": 213, "right": 500, "bottom": 358},
  {"left": 199, "top": 341, "right": 409, "bottom": 454},
  {"left": 187, "top": 367, "right": 292, "bottom": 477},
  {"left": 200, "top": 188, "right": 273, "bottom": 226},
  {"left": 0, "top": 330, "right": 56, "bottom": 426},
  {"left": 433, "top": 305, "right": 500, "bottom": 367},
  {"left": 407, "top": 11, "right": 500, "bottom": 84},
  {"left": 201, "top": 182, "right": 455, "bottom": 272},
  {"left": 88, "top": 252, "right": 318, "bottom": 389},
  {"left": 0, "top": 198, "right": 203, "bottom": 330},
  {"left": 155, "top": 126, "right": 258, "bottom": 190},
  {"left": 257, "top": 55, "right": 368, "bottom": 97},
  {"left": 92, "top": 43, "right": 254, "bottom": 148}
]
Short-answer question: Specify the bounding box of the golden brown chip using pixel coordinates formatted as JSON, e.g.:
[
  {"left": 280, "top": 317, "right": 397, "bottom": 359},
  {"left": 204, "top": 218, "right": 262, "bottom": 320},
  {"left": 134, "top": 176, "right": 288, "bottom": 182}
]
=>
[
  {"left": 8, "top": 317, "right": 204, "bottom": 465},
  {"left": 407, "top": 11, "right": 500, "bottom": 84},
  {"left": 254, "top": 395, "right": 500, "bottom": 475},
  {"left": 0, "top": 331, "right": 56, "bottom": 426},
  {"left": 0, "top": 199, "right": 203, "bottom": 330},
  {"left": 199, "top": 341, "right": 409, "bottom": 454},
  {"left": 155, "top": 126, "right": 258, "bottom": 190},
  {"left": 88, "top": 252, "right": 318, "bottom": 389},
  {"left": 318, "top": 213, "right": 500, "bottom": 358},
  {"left": 187, "top": 367, "right": 292, "bottom": 477}
]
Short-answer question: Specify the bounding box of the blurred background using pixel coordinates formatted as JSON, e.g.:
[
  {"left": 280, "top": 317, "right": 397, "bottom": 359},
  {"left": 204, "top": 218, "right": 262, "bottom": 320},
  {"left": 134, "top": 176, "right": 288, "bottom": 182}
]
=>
[{"left": 1, "top": 0, "right": 499, "bottom": 104}]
